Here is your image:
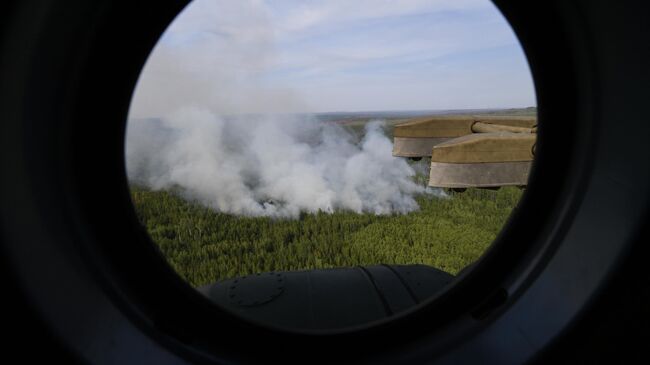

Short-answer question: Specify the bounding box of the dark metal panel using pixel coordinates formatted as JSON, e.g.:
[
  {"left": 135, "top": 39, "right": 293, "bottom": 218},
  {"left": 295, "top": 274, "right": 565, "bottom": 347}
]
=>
[{"left": 199, "top": 265, "right": 455, "bottom": 331}]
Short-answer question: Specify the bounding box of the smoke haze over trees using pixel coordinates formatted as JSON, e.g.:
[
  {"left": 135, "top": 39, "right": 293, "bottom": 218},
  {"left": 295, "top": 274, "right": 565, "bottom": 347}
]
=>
[{"left": 126, "top": 109, "right": 433, "bottom": 218}]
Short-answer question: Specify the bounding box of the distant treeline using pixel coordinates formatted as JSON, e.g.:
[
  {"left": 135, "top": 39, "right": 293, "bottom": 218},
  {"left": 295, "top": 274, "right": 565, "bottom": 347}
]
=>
[{"left": 335, "top": 106, "right": 538, "bottom": 141}]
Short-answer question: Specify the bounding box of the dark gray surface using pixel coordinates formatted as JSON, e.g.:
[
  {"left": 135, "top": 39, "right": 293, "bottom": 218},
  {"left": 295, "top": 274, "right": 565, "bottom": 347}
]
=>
[{"left": 199, "top": 265, "right": 454, "bottom": 331}]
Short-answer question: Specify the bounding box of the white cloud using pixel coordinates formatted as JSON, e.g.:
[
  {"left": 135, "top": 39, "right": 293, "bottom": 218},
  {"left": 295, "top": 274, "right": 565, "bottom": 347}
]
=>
[
  {"left": 274, "top": 0, "right": 494, "bottom": 34},
  {"left": 128, "top": 0, "right": 534, "bottom": 117}
]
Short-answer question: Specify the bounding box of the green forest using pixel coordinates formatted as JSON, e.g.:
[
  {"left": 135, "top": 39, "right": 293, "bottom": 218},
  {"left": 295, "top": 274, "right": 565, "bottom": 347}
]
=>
[
  {"left": 130, "top": 110, "right": 534, "bottom": 287},
  {"left": 131, "top": 183, "right": 523, "bottom": 287}
]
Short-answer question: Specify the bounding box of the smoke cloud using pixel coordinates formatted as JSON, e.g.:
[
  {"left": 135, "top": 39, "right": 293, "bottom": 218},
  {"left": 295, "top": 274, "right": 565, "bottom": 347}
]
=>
[
  {"left": 125, "top": 1, "right": 450, "bottom": 218},
  {"left": 126, "top": 109, "right": 433, "bottom": 218}
]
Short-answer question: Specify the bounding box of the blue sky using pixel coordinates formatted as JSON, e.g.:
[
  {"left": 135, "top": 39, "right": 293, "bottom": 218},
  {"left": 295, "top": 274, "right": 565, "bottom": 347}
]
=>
[{"left": 129, "top": 0, "right": 536, "bottom": 117}]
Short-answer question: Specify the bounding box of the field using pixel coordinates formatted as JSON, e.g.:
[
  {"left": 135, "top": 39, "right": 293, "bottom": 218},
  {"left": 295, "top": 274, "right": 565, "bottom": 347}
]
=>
[{"left": 130, "top": 109, "right": 532, "bottom": 287}]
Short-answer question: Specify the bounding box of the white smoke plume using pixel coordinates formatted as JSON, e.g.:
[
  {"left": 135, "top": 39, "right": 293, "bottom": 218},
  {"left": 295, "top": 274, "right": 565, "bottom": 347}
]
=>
[
  {"left": 125, "top": 0, "right": 448, "bottom": 218},
  {"left": 126, "top": 108, "right": 431, "bottom": 218}
]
